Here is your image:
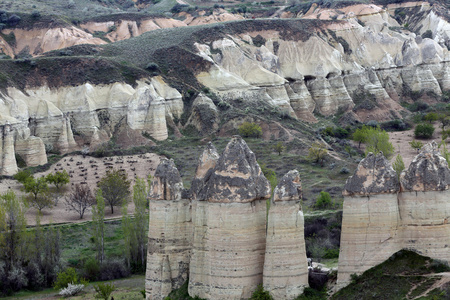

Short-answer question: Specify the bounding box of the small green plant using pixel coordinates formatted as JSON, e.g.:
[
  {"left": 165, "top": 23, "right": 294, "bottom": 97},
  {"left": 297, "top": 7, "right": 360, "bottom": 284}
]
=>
[
  {"left": 315, "top": 191, "right": 333, "bottom": 209},
  {"left": 414, "top": 123, "right": 435, "bottom": 139},
  {"left": 392, "top": 154, "right": 405, "bottom": 180},
  {"left": 307, "top": 142, "right": 328, "bottom": 165},
  {"left": 273, "top": 141, "right": 285, "bottom": 156},
  {"left": 409, "top": 140, "right": 424, "bottom": 150},
  {"left": 94, "top": 282, "right": 116, "bottom": 300},
  {"left": 54, "top": 267, "right": 88, "bottom": 290},
  {"left": 424, "top": 112, "right": 439, "bottom": 123},
  {"left": 250, "top": 284, "right": 273, "bottom": 299},
  {"left": 238, "top": 122, "right": 262, "bottom": 138}
]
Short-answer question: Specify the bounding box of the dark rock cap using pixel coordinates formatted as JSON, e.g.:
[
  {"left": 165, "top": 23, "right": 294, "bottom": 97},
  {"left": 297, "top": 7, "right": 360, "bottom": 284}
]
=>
[
  {"left": 343, "top": 152, "right": 399, "bottom": 196},
  {"left": 273, "top": 170, "right": 302, "bottom": 202},
  {"left": 401, "top": 142, "right": 450, "bottom": 192},
  {"left": 190, "top": 142, "right": 220, "bottom": 200},
  {"left": 150, "top": 158, "right": 184, "bottom": 200},
  {"left": 197, "top": 136, "right": 271, "bottom": 203}
]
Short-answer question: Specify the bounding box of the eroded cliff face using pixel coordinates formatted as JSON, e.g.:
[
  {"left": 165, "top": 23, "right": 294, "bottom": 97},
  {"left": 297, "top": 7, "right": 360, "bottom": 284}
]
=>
[
  {"left": 0, "top": 76, "right": 182, "bottom": 175},
  {"left": 338, "top": 143, "right": 450, "bottom": 287},
  {"left": 263, "top": 170, "right": 309, "bottom": 300},
  {"left": 146, "top": 159, "right": 191, "bottom": 300},
  {"left": 146, "top": 137, "right": 309, "bottom": 300}
]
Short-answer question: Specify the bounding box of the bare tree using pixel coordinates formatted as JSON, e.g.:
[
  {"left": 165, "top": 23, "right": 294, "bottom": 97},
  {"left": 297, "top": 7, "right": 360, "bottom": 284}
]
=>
[{"left": 65, "top": 184, "right": 95, "bottom": 219}]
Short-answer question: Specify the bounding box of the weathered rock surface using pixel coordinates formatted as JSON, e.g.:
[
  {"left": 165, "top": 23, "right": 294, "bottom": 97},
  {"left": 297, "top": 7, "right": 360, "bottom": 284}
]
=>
[
  {"left": 146, "top": 159, "right": 191, "bottom": 300},
  {"left": 0, "top": 77, "right": 181, "bottom": 175},
  {"left": 338, "top": 143, "right": 450, "bottom": 287},
  {"left": 196, "top": 136, "right": 271, "bottom": 203},
  {"left": 190, "top": 142, "right": 219, "bottom": 200},
  {"left": 263, "top": 170, "right": 308, "bottom": 300},
  {"left": 189, "top": 136, "right": 271, "bottom": 299},
  {"left": 0, "top": 124, "right": 18, "bottom": 176},
  {"left": 184, "top": 93, "right": 219, "bottom": 136}
]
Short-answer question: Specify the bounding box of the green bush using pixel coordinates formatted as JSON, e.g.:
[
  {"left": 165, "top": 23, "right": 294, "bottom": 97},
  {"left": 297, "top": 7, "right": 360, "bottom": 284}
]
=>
[
  {"left": 250, "top": 284, "right": 273, "bottom": 300},
  {"left": 94, "top": 282, "right": 116, "bottom": 300},
  {"left": 315, "top": 191, "right": 333, "bottom": 209},
  {"left": 414, "top": 123, "right": 435, "bottom": 139},
  {"left": 54, "top": 267, "right": 87, "bottom": 290},
  {"left": 83, "top": 257, "right": 100, "bottom": 281},
  {"left": 238, "top": 122, "right": 262, "bottom": 138},
  {"left": 323, "top": 248, "right": 340, "bottom": 259}
]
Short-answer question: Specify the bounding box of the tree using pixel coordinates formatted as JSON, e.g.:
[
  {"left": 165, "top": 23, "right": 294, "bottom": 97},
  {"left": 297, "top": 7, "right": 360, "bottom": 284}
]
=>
[
  {"left": 93, "top": 282, "right": 116, "bottom": 300},
  {"left": 414, "top": 123, "right": 435, "bottom": 139},
  {"left": 46, "top": 170, "right": 70, "bottom": 195},
  {"left": 352, "top": 126, "right": 369, "bottom": 148},
  {"left": 92, "top": 190, "right": 105, "bottom": 264},
  {"left": 23, "top": 177, "right": 52, "bottom": 213},
  {"left": 13, "top": 170, "right": 32, "bottom": 184},
  {"left": 424, "top": 112, "right": 439, "bottom": 123},
  {"left": 315, "top": 191, "right": 333, "bottom": 209},
  {"left": 307, "top": 142, "right": 328, "bottom": 165},
  {"left": 392, "top": 154, "right": 405, "bottom": 180},
  {"left": 238, "top": 122, "right": 262, "bottom": 138},
  {"left": 273, "top": 141, "right": 285, "bottom": 156},
  {"left": 364, "top": 127, "right": 394, "bottom": 159},
  {"left": 0, "top": 191, "right": 27, "bottom": 273},
  {"left": 97, "top": 169, "right": 130, "bottom": 214},
  {"left": 65, "top": 184, "right": 95, "bottom": 219},
  {"left": 122, "top": 178, "right": 149, "bottom": 272}
]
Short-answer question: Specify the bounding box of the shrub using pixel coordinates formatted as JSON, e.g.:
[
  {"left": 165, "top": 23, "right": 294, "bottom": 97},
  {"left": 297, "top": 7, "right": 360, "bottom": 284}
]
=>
[
  {"left": 315, "top": 191, "right": 332, "bottom": 209},
  {"left": 98, "top": 260, "right": 130, "bottom": 281},
  {"left": 83, "top": 257, "right": 100, "bottom": 281},
  {"left": 54, "top": 268, "right": 87, "bottom": 290},
  {"left": 409, "top": 140, "right": 423, "bottom": 150},
  {"left": 94, "top": 282, "right": 116, "bottom": 300},
  {"left": 392, "top": 154, "right": 405, "bottom": 180},
  {"left": 238, "top": 122, "right": 262, "bottom": 138},
  {"left": 364, "top": 127, "right": 395, "bottom": 159},
  {"left": 323, "top": 248, "right": 340, "bottom": 259},
  {"left": 59, "top": 283, "right": 85, "bottom": 297},
  {"left": 414, "top": 123, "right": 435, "bottom": 139},
  {"left": 424, "top": 112, "right": 439, "bottom": 123},
  {"left": 250, "top": 284, "right": 273, "bottom": 300},
  {"left": 339, "top": 167, "right": 350, "bottom": 174},
  {"left": 422, "top": 30, "right": 433, "bottom": 39},
  {"left": 307, "top": 142, "right": 328, "bottom": 165}
]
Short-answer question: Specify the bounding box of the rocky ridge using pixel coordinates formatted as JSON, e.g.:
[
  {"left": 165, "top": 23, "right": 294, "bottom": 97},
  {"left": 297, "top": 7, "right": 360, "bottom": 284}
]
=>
[{"left": 338, "top": 142, "right": 450, "bottom": 287}]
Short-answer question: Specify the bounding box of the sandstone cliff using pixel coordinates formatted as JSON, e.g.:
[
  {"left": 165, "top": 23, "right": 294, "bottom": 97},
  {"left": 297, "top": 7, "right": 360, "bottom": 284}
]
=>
[
  {"left": 189, "top": 136, "right": 271, "bottom": 299},
  {"left": 146, "top": 158, "right": 191, "bottom": 300},
  {"left": 338, "top": 143, "right": 450, "bottom": 287},
  {"left": 0, "top": 77, "right": 182, "bottom": 175},
  {"left": 263, "top": 170, "right": 309, "bottom": 300}
]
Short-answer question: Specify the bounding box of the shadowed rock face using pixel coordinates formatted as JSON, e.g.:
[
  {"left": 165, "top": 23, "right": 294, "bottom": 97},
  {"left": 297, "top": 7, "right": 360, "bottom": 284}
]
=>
[
  {"left": 190, "top": 142, "right": 219, "bottom": 200},
  {"left": 150, "top": 158, "right": 184, "bottom": 200},
  {"left": 401, "top": 142, "right": 450, "bottom": 192},
  {"left": 343, "top": 152, "right": 399, "bottom": 196},
  {"left": 197, "top": 135, "right": 271, "bottom": 203},
  {"left": 273, "top": 169, "right": 302, "bottom": 202}
]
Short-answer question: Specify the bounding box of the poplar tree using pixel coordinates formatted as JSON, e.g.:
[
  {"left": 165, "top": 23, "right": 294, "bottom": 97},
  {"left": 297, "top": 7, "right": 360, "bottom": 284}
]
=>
[{"left": 92, "top": 190, "right": 105, "bottom": 264}]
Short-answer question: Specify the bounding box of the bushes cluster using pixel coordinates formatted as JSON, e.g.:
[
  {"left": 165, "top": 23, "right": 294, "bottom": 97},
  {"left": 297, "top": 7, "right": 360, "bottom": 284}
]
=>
[
  {"left": 304, "top": 212, "right": 341, "bottom": 260},
  {"left": 380, "top": 119, "right": 411, "bottom": 132},
  {"left": 238, "top": 122, "right": 262, "bottom": 138},
  {"left": 321, "top": 126, "right": 349, "bottom": 139},
  {"left": 414, "top": 123, "right": 434, "bottom": 139}
]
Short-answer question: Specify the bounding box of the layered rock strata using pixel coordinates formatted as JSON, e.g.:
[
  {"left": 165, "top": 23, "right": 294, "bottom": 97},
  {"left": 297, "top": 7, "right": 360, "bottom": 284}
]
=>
[
  {"left": 338, "top": 143, "right": 450, "bottom": 287},
  {"left": 145, "top": 159, "right": 191, "bottom": 300},
  {"left": 189, "top": 136, "right": 271, "bottom": 299},
  {"left": 0, "top": 77, "right": 182, "bottom": 175},
  {"left": 263, "top": 170, "right": 309, "bottom": 300},
  {"left": 146, "top": 137, "right": 310, "bottom": 299}
]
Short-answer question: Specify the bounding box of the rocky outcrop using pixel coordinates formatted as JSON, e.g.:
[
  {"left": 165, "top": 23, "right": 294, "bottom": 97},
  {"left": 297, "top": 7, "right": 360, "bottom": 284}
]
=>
[
  {"left": 146, "top": 159, "right": 191, "bottom": 300},
  {"left": 184, "top": 94, "right": 219, "bottom": 136},
  {"left": 0, "top": 124, "right": 18, "bottom": 176},
  {"left": 0, "top": 77, "right": 182, "bottom": 175},
  {"left": 146, "top": 137, "right": 309, "bottom": 300},
  {"left": 338, "top": 143, "right": 450, "bottom": 287},
  {"left": 263, "top": 170, "right": 308, "bottom": 300},
  {"left": 189, "top": 136, "right": 271, "bottom": 299}
]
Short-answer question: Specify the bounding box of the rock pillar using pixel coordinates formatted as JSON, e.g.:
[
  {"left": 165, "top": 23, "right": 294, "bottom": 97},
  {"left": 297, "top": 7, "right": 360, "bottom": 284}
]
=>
[
  {"left": 263, "top": 170, "right": 309, "bottom": 300},
  {"left": 189, "top": 136, "right": 271, "bottom": 300},
  {"left": 145, "top": 159, "right": 191, "bottom": 300},
  {"left": 337, "top": 152, "right": 401, "bottom": 286}
]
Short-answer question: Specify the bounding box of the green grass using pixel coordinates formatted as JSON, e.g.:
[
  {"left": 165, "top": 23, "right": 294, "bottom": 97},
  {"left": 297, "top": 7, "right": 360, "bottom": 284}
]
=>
[{"left": 332, "top": 250, "right": 450, "bottom": 300}]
